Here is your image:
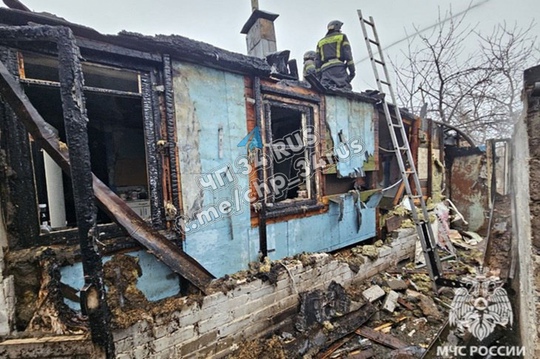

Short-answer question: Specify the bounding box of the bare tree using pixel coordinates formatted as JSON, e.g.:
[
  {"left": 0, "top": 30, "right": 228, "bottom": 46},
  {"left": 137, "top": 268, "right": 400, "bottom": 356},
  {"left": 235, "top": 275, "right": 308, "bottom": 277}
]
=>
[{"left": 392, "top": 6, "right": 539, "bottom": 143}]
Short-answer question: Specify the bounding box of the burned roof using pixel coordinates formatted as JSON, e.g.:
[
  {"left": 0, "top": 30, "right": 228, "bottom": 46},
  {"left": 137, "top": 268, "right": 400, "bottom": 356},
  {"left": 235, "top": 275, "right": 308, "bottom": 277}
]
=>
[
  {"left": 0, "top": 7, "right": 271, "bottom": 76},
  {"left": 0, "top": 7, "right": 382, "bottom": 103}
]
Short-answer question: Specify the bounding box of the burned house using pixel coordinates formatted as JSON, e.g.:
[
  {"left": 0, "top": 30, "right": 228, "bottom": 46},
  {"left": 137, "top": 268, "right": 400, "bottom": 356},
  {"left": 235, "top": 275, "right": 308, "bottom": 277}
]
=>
[{"left": 0, "top": 5, "right": 479, "bottom": 359}]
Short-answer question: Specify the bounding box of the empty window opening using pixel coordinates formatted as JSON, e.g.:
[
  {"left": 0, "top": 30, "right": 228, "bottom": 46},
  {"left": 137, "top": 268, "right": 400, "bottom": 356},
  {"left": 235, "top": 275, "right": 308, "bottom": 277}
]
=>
[
  {"left": 265, "top": 103, "right": 314, "bottom": 204},
  {"left": 20, "top": 52, "right": 149, "bottom": 231}
]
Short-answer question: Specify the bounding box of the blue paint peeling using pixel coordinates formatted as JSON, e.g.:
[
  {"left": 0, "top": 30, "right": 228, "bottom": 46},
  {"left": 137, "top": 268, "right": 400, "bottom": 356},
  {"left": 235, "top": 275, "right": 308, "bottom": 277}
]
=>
[
  {"left": 173, "top": 61, "right": 253, "bottom": 277},
  {"left": 325, "top": 96, "right": 376, "bottom": 178},
  {"left": 172, "top": 61, "right": 377, "bottom": 278},
  {"left": 60, "top": 251, "right": 180, "bottom": 310}
]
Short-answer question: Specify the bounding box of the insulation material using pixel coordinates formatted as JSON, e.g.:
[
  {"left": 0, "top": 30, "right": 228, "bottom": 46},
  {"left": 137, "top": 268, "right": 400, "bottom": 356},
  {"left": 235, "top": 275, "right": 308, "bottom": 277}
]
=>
[
  {"left": 417, "top": 147, "right": 429, "bottom": 179},
  {"left": 325, "top": 95, "right": 376, "bottom": 178}
]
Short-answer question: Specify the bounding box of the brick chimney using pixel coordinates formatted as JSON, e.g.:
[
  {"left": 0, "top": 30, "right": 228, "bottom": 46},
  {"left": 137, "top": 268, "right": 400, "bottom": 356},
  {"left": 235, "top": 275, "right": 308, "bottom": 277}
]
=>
[{"left": 241, "top": 9, "right": 279, "bottom": 58}]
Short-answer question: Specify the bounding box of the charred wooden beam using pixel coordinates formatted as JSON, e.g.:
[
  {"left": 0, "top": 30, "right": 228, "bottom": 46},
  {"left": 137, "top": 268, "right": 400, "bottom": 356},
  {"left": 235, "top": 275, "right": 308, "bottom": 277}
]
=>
[
  {"left": 355, "top": 326, "right": 408, "bottom": 350},
  {"left": 75, "top": 37, "right": 162, "bottom": 64},
  {"left": 92, "top": 178, "right": 214, "bottom": 289},
  {"left": 0, "top": 46, "right": 39, "bottom": 248},
  {"left": 285, "top": 302, "right": 376, "bottom": 357},
  {"left": 162, "top": 54, "right": 181, "bottom": 221},
  {"left": 0, "top": 27, "right": 213, "bottom": 290},
  {"left": 253, "top": 76, "right": 267, "bottom": 258},
  {"left": 141, "top": 72, "right": 165, "bottom": 227},
  {"left": 39, "top": 223, "right": 127, "bottom": 245},
  {"left": 56, "top": 26, "right": 114, "bottom": 358},
  {"left": 260, "top": 83, "right": 321, "bottom": 104}
]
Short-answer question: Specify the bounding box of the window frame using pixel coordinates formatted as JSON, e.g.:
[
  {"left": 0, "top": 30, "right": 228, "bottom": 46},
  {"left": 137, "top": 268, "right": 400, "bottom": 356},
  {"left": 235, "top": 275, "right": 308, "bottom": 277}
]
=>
[
  {"left": 259, "top": 94, "right": 323, "bottom": 217},
  {"left": 16, "top": 50, "right": 167, "bottom": 241}
]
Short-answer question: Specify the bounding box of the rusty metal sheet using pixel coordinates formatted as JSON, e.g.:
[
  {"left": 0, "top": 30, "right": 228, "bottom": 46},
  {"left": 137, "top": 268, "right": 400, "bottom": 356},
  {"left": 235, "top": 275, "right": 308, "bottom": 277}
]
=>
[{"left": 449, "top": 150, "right": 489, "bottom": 232}]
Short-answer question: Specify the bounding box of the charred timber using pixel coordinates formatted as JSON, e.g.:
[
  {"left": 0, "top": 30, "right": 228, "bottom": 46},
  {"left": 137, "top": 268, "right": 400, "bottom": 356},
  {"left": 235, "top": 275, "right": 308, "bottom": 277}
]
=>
[
  {"left": 163, "top": 54, "right": 181, "bottom": 215},
  {"left": 285, "top": 302, "right": 376, "bottom": 357},
  {"left": 260, "top": 83, "right": 321, "bottom": 104},
  {"left": 0, "top": 9, "right": 270, "bottom": 76},
  {"left": 0, "top": 26, "right": 214, "bottom": 289},
  {"left": 141, "top": 72, "right": 165, "bottom": 227},
  {"left": 253, "top": 76, "right": 267, "bottom": 258},
  {"left": 57, "top": 26, "right": 115, "bottom": 358},
  {"left": 0, "top": 47, "right": 40, "bottom": 248}
]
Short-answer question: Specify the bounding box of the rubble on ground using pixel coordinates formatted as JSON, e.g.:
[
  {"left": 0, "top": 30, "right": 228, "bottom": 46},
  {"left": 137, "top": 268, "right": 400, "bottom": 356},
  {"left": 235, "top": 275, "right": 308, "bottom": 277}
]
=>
[{"left": 226, "top": 214, "right": 509, "bottom": 359}]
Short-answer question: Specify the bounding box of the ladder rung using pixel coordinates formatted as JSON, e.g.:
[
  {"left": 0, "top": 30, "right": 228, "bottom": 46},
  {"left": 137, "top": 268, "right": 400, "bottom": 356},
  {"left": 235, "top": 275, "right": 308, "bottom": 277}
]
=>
[
  {"left": 379, "top": 80, "right": 391, "bottom": 86},
  {"left": 396, "top": 147, "right": 408, "bottom": 151},
  {"left": 374, "top": 59, "right": 385, "bottom": 66},
  {"left": 403, "top": 170, "right": 417, "bottom": 175},
  {"left": 369, "top": 39, "right": 379, "bottom": 46},
  {"left": 391, "top": 123, "right": 402, "bottom": 128},
  {"left": 410, "top": 195, "right": 423, "bottom": 199},
  {"left": 363, "top": 19, "right": 374, "bottom": 27}
]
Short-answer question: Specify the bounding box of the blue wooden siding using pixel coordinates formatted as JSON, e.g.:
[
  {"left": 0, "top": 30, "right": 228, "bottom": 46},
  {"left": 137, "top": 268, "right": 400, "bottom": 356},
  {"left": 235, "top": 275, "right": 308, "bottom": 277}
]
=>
[
  {"left": 172, "top": 62, "right": 377, "bottom": 277},
  {"left": 325, "top": 96, "right": 376, "bottom": 177},
  {"left": 258, "top": 194, "right": 376, "bottom": 261},
  {"left": 172, "top": 61, "right": 254, "bottom": 277}
]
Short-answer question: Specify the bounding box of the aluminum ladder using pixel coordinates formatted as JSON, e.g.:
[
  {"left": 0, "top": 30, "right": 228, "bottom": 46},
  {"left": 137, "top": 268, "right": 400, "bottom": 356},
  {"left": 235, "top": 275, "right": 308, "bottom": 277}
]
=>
[{"left": 357, "top": 10, "right": 451, "bottom": 288}]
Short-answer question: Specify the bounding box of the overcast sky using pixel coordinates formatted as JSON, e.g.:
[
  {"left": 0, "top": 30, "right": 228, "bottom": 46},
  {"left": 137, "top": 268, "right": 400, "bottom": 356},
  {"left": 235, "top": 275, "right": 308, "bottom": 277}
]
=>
[{"left": 12, "top": 0, "right": 539, "bottom": 90}]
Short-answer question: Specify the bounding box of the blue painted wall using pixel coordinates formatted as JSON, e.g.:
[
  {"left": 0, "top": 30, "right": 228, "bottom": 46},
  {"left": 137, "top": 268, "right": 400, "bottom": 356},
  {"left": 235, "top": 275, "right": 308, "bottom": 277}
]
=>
[
  {"left": 172, "top": 62, "right": 377, "bottom": 278},
  {"left": 60, "top": 250, "right": 181, "bottom": 310},
  {"left": 262, "top": 194, "right": 377, "bottom": 261},
  {"left": 325, "top": 95, "right": 376, "bottom": 177},
  {"left": 172, "top": 61, "right": 255, "bottom": 277}
]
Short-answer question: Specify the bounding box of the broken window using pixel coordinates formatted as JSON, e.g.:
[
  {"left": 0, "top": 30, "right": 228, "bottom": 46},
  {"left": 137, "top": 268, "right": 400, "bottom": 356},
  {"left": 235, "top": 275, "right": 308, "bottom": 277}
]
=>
[
  {"left": 18, "top": 52, "right": 152, "bottom": 232},
  {"left": 260, "top": 99, "right": 320, "bottom": 214}
]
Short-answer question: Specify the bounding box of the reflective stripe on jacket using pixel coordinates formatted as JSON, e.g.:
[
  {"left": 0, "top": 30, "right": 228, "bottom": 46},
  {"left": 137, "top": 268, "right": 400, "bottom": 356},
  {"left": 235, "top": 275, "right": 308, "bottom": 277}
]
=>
[{"left": 316, "top": 31, "right": 353, "bottom": 71}]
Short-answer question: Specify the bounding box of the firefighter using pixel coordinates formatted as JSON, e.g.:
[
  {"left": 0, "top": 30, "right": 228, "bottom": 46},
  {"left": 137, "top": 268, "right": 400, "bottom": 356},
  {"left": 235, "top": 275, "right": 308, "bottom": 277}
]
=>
[
  {"left": 302, "top": 50, "right": 318, "bottom": 79},
  {"left": 315, "top": 20, "right": 356, "bottom": 90}
]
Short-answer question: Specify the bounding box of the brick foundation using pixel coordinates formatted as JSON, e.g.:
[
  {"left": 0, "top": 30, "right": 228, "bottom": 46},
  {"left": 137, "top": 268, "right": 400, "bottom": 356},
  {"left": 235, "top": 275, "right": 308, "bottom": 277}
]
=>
[
  {"left": 113, "top": 228, "right": 417, "bottom": 359},
  {"left": 0, "top": 227, "right": 416, "bottom": 359}
]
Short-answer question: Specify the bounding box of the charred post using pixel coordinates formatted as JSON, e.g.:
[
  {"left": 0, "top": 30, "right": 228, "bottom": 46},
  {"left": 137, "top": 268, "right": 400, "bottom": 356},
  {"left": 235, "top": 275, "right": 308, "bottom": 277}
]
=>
[
  {"left": 55, "top": 27, "right": 115, "bottom": 357},
  {"left": 253, "top": 76, "right": 267, "bottom": 258},
  {"left": 162, "top": 55, "right": 181, "bottom": 218},
  {"left": 141, "top": 72, "right": 165, "bottom": 228},
  {"left": 0, "top": 46, "right": 39, "bottom": 248}
]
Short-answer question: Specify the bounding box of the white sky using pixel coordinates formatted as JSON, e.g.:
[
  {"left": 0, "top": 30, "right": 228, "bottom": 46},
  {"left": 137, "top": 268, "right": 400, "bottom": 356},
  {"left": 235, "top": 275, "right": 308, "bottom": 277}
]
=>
[{"left": 12, "top": 0, "right": 540, "bottom": 90}]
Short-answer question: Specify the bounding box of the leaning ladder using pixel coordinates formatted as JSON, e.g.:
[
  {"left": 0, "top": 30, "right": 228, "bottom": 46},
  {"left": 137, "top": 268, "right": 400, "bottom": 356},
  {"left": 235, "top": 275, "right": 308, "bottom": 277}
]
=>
[{"left": 357, "top": 10, "right": 446, "bottom": 287}]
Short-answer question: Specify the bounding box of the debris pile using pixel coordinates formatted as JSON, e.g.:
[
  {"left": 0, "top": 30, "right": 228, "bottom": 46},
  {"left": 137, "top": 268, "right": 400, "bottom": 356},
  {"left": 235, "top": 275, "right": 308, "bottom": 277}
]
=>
[{"left": 228, "top": 235, "right": 499, "bottom": 359}]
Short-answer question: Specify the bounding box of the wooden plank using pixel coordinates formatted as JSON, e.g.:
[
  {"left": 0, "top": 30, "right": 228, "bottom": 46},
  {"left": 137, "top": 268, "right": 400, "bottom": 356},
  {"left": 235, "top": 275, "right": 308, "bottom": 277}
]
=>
[
  {"left": 392, "top": 175, "right": 407, "bottom": 206},
  {"left": 385, "top": 215, "right": 404, "bottom": 232},
  {"left": 317, "top": 333, "right": 354, "bottom": 359},
  {"left": 346, "top": 348, "right": 374, "bottom": 359},
  {"left": 285, "top": 303, "right": 376, "bottom": 357},
  {"left": 355, "top": 326, "right": 409, "bottom": 350},
  {"left": 397, "top": 297, "right": 415, "bottom": 311}
]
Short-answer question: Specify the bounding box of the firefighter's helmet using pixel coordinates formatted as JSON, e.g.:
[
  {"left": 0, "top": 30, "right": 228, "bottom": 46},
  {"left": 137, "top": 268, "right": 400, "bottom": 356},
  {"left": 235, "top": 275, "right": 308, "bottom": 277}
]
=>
[
  {"left": 327, "top": 20, "right": 343, "bottom": 31},
  {"left": 303, "top": 51, "right": 316, "bottom": 61}
]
